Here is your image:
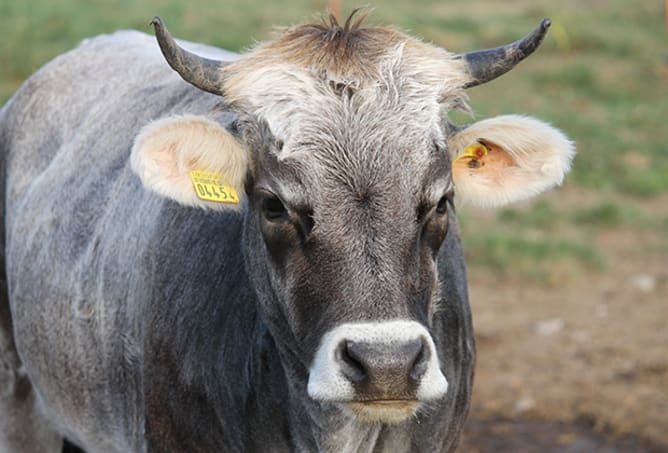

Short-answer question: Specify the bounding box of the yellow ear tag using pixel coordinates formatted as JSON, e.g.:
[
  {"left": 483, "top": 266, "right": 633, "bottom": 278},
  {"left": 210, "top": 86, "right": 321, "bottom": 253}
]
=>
[
  {"left": 190, "top": 170, "right": 240, "bottom": 204},
  {"left": 454, "top": 142, "right": 488, "bottom": 169}
]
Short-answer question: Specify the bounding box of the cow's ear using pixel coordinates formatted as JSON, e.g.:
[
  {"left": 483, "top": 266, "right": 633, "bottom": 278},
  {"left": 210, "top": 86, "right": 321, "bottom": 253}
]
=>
[
  {"left": 131, "top": 115, "right": 249, "bottom": 209},
  {"left": 448, "top": 115, "right": 575, "bottom": 208}
]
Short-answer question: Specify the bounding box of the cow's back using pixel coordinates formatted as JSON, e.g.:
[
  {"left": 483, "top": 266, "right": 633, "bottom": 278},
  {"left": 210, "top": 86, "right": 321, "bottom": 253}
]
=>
[{"left": 0, "top": 31, "right": 243, "bottom": 451}]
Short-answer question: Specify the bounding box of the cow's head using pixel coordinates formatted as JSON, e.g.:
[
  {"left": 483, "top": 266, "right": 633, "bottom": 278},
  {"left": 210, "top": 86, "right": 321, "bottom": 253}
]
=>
[{"left": 132, "top": 14, "right": 574, "bottom": 423}]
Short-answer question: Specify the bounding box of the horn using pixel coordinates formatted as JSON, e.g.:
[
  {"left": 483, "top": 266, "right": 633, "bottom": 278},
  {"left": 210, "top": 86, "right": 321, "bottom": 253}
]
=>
[
  {"left": 461, "top": 18, "right": 551, "bottom": 88},
  {"left": 151, "top": 16, "right": 229, "bottom": 95}
]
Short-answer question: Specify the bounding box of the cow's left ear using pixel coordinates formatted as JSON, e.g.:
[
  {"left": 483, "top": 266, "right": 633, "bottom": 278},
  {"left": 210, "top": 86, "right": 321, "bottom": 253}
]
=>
[
  {"left": 131, "top": 115, "right": 249, "bottom": 210},
  {"left": 448, "top": 115, "right": 575, "bottom": 208}
]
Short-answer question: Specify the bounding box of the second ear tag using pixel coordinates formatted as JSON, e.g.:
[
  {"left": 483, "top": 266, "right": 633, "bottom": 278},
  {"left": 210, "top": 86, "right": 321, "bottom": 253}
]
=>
[{"left": 454, "top": 142, "right": 489, "bottom": 169}]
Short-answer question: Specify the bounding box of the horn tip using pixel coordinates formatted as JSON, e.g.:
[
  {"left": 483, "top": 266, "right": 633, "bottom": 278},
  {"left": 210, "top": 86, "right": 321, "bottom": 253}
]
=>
[{"left": 151, "top": 16, "right": 163, "bottom": 29}]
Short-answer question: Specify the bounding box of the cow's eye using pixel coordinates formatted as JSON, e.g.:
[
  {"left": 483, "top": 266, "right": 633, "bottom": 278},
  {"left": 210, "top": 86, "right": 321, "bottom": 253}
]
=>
[
  {"left": 262, "top": 195, "right": 288, "bottom": 220},
  {"left": 435, "top": 194, "right": 449, "bottom": 215},
  {"left": 416, "top": 192, "right": 451, "bottom": 225}
]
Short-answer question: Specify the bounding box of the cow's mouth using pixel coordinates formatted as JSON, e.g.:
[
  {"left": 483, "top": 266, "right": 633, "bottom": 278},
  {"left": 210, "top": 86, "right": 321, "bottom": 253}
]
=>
[{"left": 345, "top": 399, "right": 420, "bottom": 424}]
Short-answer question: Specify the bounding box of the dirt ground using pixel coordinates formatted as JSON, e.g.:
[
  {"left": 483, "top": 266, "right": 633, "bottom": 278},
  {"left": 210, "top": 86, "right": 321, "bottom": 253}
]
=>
[{"left": 455, "top": 193, "right": 668, "bottom": 452}]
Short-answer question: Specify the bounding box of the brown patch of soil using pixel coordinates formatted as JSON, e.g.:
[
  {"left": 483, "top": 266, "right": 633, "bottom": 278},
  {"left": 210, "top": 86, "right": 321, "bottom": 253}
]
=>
[
  {"left": 459, "top": 418, "right": 667, "bottom": 452},
  {"left": 455, "top": 189, "right": 668, "bottom": 450}
]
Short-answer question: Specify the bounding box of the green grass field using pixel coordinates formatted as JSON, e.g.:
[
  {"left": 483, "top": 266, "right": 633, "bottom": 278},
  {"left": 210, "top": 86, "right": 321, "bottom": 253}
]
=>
[{"left": 1, "top": 0, "right": 666, "bottom": 281}]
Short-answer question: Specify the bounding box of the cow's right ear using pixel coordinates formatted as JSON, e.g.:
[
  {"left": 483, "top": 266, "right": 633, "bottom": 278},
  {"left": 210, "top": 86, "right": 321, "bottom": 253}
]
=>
[
  {"left": 131, "top": 115, "right": 249, "bottom": 209},
  {"left": 447, "top": 115, "right": 575, "bottom": 208}
]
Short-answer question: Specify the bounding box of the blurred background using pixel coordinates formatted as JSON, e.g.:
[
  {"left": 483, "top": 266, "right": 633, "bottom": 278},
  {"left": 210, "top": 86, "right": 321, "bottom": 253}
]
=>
[{"left": 1, "top": 0, "right": 666, "bottom": 451}]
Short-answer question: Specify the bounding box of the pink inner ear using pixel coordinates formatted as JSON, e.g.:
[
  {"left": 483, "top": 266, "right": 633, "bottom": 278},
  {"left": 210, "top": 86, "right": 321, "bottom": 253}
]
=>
[
  {"left": 150, "top": 143, "right": 180, "bottom": 180},
  {"left": 453, "top": 140, "right": 517, "bottom": 184}
]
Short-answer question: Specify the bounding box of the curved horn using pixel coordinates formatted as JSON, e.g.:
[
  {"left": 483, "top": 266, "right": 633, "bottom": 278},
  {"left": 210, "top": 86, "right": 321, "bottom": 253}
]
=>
[
  {"left": 462, "top": 18, "right": 551, "bottom": 88},
  {"left": 151, "top": 16, "right": 229, "bottom": 95}
]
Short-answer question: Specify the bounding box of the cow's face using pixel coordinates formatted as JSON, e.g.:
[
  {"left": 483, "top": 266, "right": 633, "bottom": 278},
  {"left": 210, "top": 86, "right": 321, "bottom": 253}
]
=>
[
  {"left": 132, "top": 16, "right": 574, "bottom": 423},
  {"left": 241, "top": 103, "right": 453, "bottom": 421}
]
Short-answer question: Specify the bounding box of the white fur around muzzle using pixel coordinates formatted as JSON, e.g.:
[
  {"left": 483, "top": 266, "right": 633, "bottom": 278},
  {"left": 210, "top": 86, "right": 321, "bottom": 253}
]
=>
[{"left": 307, "top": 320, "right": 448, "bottom": 402}]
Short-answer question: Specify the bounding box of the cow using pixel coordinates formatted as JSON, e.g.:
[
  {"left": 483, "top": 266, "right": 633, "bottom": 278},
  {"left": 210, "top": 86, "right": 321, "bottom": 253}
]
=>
[{"left": 0, "top": 11, "right": 574, "bottom": 453}]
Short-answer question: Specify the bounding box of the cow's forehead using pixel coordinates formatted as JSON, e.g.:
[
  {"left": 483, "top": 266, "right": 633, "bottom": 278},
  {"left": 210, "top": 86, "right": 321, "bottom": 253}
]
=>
[
  {"left": 222, "top": 23, "right": 470, "bottom": 144},
  {"left": 222, "top": 22, "right": 467, "bottom": 202},
  {"left": 289, "top": 107, "right": 448, "bottom": 194},
  {"left": 258, "top": 110, "right": 453, "bottom": 218}
]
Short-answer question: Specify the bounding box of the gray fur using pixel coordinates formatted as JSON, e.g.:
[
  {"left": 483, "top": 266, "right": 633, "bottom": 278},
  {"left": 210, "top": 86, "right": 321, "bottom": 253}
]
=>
[{"left": 0, "top": 28, "right": 474, "bottom": 452}]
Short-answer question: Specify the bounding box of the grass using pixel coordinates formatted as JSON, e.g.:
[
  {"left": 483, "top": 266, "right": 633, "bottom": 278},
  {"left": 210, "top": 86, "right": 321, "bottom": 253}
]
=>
[
  {"left": 498, "top": 200, "right": 559, "bottom": 231},
  {"left": 572, "top": 201, "right": 647, "bottom": 229},
  {"left": 462, "top": 233, "right": 605, "bottom": 283},
  {"left": 1, "top": 0, "right": 666, "bottom": 280},
  {"left": 498, "top": 199, "right": 651, "bottom": 231}
]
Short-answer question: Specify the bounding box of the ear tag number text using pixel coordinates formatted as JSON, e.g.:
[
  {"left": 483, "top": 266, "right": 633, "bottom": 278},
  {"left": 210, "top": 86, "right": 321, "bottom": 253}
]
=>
[{"left": 190, "top": 170, "right": 240, "bottom": 204}]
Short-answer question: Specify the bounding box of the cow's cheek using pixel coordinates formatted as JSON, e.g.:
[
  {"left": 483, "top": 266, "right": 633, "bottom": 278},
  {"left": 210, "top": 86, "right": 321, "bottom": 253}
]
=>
[
  {"left": 284, "top": 256, "right": 346, "bottom": 352},
  {"left": 258, "top": 218, "right": 303, "bottom": 272}
]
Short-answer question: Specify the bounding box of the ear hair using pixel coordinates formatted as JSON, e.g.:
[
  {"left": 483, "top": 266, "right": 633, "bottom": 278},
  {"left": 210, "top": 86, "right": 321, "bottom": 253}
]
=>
[
  {"left": 131, "top": 114, "right": 249, "bottom": 210},
  {"left": 449, "top": 115, "right": 575, "bottom": 208}
]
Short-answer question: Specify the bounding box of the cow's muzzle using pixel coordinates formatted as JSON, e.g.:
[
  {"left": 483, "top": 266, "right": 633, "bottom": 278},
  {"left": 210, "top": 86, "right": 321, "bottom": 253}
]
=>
[{"left": 307, "top": 321, "right": 448, "bottom": 423}]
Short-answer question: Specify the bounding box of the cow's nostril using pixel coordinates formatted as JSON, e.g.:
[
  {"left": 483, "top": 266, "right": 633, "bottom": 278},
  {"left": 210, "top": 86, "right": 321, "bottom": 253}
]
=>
[
  {"left": 338, "top": 340, "right": 367, "bottom": 382},
  {"left": 409, "top": 339, "right": 429, "bottom": 382}
]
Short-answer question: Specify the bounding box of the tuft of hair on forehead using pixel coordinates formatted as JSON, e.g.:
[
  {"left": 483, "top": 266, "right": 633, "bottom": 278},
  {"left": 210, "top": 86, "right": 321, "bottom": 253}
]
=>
[
  {"left": 274, "top": 8, "right": 392, "bottom": 60},
  {"left": 316, "top": 8, "right": 372, "bottom": 34},
  {"left": 222, "top": 9, "right": 470, "bottom": 96},
  {"left": 243, "top": 9, "right": 408, "bottom": 80}
]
